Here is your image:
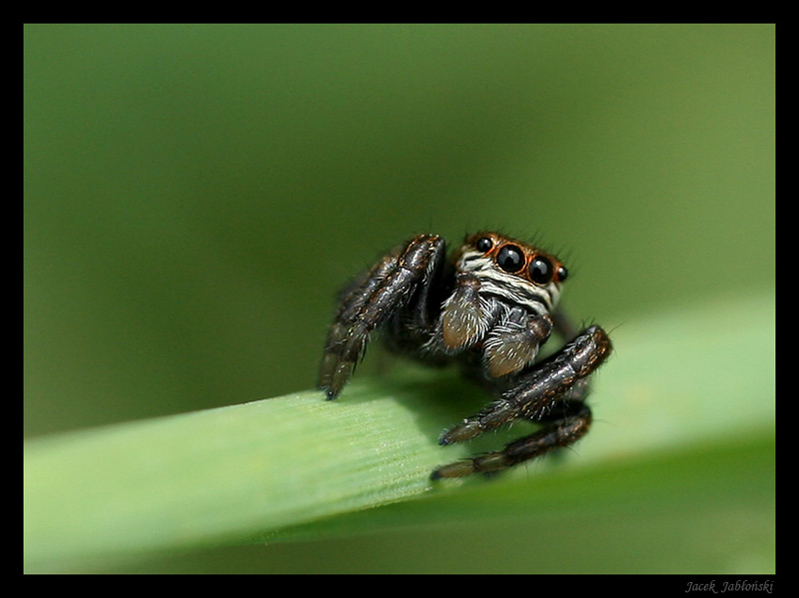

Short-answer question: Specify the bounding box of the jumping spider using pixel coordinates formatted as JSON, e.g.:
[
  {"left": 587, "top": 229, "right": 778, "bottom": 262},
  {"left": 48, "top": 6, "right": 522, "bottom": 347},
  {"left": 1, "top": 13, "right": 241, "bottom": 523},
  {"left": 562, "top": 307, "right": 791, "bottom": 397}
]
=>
[{"left": 318, "top": 232, "right": 612, "bottom": 479}]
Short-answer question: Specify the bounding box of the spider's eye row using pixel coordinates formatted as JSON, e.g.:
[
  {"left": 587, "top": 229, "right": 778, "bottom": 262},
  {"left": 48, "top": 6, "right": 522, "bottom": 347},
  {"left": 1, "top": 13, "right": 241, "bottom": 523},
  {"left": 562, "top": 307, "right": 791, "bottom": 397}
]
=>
[
  {"left": 475, "top": 237, "right": 493, "bottom": 253},
  {"left": 529, "top": 255, "right": 554, "bottom": 285},
  {"left": 496, "top": 244, "right": 525, "bottom": 273},
  {"left": 557, "top": 265, "right": 569, "bottom": 282}
]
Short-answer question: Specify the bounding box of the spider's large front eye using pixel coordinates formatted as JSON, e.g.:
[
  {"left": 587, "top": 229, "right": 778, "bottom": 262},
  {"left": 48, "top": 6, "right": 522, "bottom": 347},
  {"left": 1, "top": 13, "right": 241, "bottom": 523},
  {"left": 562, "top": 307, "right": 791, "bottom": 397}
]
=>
[
  {"left": 496, "top": 245, "right": 525, "bottom": 273},
  {"left": 475, "top": 236, "right": 493, "bottom": 253},
  {"left": 529, "top": 256, "right": 554, "bottom": 284}
]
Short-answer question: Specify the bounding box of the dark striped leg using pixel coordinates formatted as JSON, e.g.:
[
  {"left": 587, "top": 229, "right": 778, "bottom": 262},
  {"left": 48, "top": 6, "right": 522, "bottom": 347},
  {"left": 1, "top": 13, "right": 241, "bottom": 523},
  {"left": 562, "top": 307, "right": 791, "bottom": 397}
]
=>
[
  {"left": 431, "top": 403, "right": 591, "bottom": 479},
  {"left": 432, "top": 325, "right": 611, "bottom": 479},
  {"left": 318, "top": 234, "right": 446, "bottom": 400}
]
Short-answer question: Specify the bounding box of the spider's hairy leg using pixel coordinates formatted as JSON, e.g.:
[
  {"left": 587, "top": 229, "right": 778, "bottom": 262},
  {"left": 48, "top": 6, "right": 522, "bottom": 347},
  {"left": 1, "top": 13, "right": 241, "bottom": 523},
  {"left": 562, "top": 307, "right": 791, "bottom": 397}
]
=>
[
  {"left": 433, "top": 325, "right": 611, "bottom": 478},
  {"left": 439, "top": 325, "right": 611, "bottom": 444},
  {"left": 318, "top": 234, "right": 447, "bottom": 400},
  {"left": 431, "top": 403, "right": 592, "bottom": 479}
]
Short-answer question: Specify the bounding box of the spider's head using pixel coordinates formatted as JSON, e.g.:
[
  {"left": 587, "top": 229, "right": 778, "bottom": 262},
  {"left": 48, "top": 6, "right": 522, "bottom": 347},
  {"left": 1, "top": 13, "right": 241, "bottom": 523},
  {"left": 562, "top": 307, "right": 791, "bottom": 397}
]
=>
[{"left": 456, "top": 232, "right": 568, "bottom": 316}]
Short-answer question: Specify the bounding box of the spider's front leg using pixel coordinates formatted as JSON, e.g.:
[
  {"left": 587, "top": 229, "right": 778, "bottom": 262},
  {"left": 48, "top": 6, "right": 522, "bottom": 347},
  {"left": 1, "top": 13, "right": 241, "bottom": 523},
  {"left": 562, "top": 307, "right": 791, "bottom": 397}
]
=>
[
  {"left": 318, "top": 234, "right": 447, "bottom": 401},
  {"left": 432, "top": 324, "right": 612, "bottom": 479}
]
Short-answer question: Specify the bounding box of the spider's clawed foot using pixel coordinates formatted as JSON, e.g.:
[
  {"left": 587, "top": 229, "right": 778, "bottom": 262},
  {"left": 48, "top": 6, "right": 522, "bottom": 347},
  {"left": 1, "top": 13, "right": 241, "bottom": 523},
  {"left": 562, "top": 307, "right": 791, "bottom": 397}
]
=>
[{"left": 317, "top": 323, "right": 362, "bottom": 400}]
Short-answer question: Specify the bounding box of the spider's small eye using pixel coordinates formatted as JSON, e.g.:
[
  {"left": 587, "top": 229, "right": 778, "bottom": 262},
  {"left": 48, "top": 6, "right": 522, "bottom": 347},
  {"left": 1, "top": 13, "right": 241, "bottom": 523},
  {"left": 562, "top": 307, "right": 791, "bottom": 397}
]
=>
[
  {"left": 496, "top": 245, "right": 525, "bottom": 273},
  {"left": 557, "top": 265, "right": 569, "bottom": 282},
  {"left": 529, "top": 256, "right": 554, "bottom": 284},
  {"left": 475, "top": 237, "right": 493, "bottom": 253}
]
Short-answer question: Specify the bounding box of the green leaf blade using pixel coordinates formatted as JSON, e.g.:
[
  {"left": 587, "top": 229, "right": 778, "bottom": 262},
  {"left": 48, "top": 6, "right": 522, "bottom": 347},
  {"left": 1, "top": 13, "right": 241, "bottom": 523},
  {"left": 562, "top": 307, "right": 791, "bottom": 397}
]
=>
[{"left": 24, "top": 291, "right": 774, "bottom": 572}]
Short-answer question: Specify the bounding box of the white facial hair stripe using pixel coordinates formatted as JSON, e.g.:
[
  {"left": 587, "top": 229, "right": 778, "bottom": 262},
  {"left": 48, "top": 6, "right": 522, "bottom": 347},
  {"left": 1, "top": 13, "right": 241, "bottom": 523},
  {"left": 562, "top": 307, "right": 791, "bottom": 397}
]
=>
[
  {"left": 479, "top": 275, "right": 553, "bottom": 313},
  {"left": 459, "top": 252, "right": 559, "bottom": 314}
]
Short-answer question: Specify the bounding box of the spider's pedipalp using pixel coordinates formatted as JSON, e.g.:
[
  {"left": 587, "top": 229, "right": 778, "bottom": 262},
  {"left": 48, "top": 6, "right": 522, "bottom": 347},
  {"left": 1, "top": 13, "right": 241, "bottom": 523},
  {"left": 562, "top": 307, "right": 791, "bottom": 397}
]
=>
[{"left": 483, "top": 309, "right": 553, "bottom": 378}]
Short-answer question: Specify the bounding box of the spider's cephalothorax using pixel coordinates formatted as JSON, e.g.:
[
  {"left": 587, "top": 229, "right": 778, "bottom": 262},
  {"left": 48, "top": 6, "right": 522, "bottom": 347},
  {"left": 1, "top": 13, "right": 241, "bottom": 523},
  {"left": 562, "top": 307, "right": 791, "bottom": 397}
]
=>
[{"left": 318, "top": 232, "right": 612, "bottom": 479}]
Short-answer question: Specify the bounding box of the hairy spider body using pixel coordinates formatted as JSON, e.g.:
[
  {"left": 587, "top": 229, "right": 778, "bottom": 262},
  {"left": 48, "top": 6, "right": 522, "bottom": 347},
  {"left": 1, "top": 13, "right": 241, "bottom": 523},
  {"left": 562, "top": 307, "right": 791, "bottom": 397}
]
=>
[{"left": 318, "top": 232, "right": 611, "bottom": 479}]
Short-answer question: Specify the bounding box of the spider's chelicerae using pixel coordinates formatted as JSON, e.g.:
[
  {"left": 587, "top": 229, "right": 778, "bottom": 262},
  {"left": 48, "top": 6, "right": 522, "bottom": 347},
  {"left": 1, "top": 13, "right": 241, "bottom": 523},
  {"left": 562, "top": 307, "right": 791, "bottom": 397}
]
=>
[{"left": 318, "top": 232, "right": 612, "bottom": 479}]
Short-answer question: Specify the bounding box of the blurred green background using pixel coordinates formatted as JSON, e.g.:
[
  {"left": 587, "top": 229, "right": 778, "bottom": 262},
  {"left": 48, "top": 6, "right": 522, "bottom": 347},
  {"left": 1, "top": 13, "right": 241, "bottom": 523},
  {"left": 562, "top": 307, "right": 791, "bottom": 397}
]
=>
[{"left": 24, "top": 24, "right": 774, "bottom": 573}]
